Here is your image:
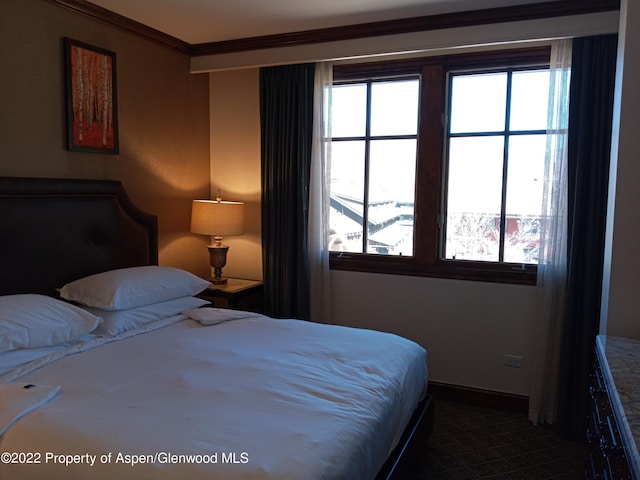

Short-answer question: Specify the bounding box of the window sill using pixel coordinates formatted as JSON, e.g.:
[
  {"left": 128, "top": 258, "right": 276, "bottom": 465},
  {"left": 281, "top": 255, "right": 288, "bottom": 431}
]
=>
[{"left": 329, "top": 253, "right": 537, "bottom": 285}]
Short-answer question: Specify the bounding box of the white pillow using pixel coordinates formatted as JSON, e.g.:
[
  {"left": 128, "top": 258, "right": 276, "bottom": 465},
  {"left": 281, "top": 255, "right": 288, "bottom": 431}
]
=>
[
  {"left": 0, "top": 294, "right": 102, "bottom": 353},
  {"left": 59, "top": 266, "right": 210, "bottom": 311},
  {"left": 88, "top": 296, "right": 209, "bottom": 337}
]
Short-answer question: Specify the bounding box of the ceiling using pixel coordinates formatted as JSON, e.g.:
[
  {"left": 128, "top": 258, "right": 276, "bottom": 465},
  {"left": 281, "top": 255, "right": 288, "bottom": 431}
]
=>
[{"left": 88, "top": 0, "right": 555, "bottom": 45}]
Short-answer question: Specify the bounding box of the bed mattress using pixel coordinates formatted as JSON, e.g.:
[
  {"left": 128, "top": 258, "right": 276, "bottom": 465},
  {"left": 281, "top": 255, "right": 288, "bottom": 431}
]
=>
[{"left": 0, "top": 312, "right": 428, "bottom": 480}]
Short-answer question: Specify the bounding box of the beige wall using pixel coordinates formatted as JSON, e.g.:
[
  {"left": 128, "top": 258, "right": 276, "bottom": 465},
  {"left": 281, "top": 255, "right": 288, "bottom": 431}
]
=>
[
  {"left": 209, "top": 70, "right": 263, "bottom": 281},
  {"left": 0, "top": 0, "right": 211, "bottom": 275},
  {"left": 601, "top": 0, "right": 640, "bottom": 339}
]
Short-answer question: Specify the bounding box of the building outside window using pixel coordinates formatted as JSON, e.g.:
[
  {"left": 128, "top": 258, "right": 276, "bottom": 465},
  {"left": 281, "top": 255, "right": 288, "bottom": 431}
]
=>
[{"left": 330, "top": 78, "right": 419, "bottom": 256}]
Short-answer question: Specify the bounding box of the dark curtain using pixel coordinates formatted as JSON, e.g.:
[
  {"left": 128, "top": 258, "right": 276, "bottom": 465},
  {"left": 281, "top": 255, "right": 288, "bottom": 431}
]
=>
[
  {"left": 259, "top": 63, "right": 315, "bottom": 320},
  {"left": 556, "top": 34, "right": 618, "bottom": 441}
]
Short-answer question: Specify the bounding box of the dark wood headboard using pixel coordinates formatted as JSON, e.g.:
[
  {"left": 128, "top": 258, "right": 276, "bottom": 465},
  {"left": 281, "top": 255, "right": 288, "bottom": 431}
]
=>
[{"left": 0, "top": 177, "right": 158, "bottom": 296}]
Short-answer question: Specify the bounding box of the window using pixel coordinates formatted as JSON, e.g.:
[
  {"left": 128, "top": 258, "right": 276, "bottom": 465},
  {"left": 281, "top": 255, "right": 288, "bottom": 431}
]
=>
[
  {"left": 444, "top": 68, "right": 549, "bottom": 264},
  {"left": 330, "top": 79, "right": 419, "bottom": 256},
  {"left": 329, "top": 48, "right": 553, "bottom": 284}
]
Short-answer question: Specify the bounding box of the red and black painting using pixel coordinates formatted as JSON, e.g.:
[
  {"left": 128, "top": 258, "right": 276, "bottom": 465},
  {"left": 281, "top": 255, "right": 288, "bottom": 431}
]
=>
[{"left": 64, "top": 38, "right": 119, "bottom": 154}]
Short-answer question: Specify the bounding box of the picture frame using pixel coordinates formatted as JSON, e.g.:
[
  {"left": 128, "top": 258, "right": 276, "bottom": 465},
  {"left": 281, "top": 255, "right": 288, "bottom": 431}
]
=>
[{"left": 64, "top": 38, "right": 119, "bottom": 154}]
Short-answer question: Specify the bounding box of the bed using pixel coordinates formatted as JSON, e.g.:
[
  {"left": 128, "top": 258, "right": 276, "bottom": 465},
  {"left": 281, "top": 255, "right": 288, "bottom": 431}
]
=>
[{"left": 0, "top": 176, "right": 433, "bottom": 480}]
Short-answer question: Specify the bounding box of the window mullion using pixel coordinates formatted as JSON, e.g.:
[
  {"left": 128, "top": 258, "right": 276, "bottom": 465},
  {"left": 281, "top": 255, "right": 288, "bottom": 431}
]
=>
[
  {"left": 416, "top": 64, "right": 444, "bottom": 265},
  {"left": 362, "top": 82, "right": 372, "bottom": 253},
  {"left": 498, "top": 71, "right": 513, "bottom": 263}
]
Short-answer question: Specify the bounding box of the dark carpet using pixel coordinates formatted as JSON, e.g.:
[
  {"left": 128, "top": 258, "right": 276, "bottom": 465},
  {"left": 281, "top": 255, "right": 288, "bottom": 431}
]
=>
[{"left": 410, "top": 400, "right": 587, "bottom": 479}]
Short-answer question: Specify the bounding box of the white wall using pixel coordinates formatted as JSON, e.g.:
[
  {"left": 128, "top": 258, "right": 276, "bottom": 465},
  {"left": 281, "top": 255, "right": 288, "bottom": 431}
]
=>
[
  {"left": 601, "top": 0, "right": 640, "bottom": 339},
  {"left": 331, "top": 272, "right": 537, "bottom": 395}
]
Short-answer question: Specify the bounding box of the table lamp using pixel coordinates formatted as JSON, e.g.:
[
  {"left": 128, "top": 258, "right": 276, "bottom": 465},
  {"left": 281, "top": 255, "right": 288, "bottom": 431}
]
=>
[{"left": 191, "top": 193, "right": 244, "bottom": 285}]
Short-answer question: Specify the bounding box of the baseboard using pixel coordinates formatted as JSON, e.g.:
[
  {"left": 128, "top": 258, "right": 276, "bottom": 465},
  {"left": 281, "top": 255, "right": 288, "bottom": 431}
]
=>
[{"left": 427, "top": 381, "right": 529, "bottom": 414}]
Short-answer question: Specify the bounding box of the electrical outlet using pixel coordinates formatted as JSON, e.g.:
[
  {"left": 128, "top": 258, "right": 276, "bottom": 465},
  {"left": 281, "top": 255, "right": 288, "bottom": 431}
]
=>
[{"left": 503, "top": 354, "right": 524, "bottom": 368}]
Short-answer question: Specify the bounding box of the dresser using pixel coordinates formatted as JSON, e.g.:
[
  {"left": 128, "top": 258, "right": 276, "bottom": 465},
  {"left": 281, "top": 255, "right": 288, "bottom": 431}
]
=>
[{"left": 587, "top": 335, "right": 640, "bottom": 479}]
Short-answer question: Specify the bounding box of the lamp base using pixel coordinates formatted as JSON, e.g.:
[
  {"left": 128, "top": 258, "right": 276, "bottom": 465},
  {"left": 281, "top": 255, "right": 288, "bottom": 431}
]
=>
[{"left": 207, "top": 244, "right": 229, "bottom": 286}]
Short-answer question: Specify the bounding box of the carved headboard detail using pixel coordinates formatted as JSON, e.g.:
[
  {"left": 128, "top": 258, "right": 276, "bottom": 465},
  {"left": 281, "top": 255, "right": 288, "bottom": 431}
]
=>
[{"left": 0, "top": 177, "right": 158, "bottom": 296}]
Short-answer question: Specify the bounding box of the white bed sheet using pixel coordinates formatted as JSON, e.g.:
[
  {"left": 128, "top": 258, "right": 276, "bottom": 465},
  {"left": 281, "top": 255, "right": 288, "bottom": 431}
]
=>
[
  {"left": 0, "top": 313, "right": 428, "bottom": 480},
  {"left": 0, "top": 333, "right": 97, "bottom": 377}
]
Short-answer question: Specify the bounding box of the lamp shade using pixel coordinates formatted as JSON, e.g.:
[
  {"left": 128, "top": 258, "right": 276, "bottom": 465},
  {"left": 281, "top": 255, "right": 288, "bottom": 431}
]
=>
[{"left": 191, "top": 199, "right": 244, "bottom": 236}]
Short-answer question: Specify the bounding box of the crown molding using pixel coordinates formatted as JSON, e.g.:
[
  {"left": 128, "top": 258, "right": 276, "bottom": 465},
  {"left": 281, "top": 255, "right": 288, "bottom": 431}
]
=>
[
  {"left": 48, "top": 0, "right": 619, "bottom": 56},
  {"left": 191, "top": 0, "right": 620, "bottom": 56},
  {"left": 45, "top": 0, "right": 191, "bottom": 54}
]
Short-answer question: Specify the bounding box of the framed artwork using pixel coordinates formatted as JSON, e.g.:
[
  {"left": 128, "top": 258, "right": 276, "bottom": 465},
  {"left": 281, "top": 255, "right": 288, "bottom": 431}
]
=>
[{"left": 64, "top": 38, "right": 119, "bottom": 154}]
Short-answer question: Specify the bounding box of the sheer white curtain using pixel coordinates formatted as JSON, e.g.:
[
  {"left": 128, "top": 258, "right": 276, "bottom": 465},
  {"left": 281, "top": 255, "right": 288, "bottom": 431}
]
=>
[
  {"left": 308, "top": 62, "right": 333, "bottom": 323},
  {"left": 529, "top": 39, "right": 572, "bottom": 425}
]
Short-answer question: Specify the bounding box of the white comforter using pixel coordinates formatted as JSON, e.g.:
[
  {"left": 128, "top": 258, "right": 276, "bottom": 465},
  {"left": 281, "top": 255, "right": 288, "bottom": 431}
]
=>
[{"left": 0, "top": 312, "right": 427, "bottom": 480}]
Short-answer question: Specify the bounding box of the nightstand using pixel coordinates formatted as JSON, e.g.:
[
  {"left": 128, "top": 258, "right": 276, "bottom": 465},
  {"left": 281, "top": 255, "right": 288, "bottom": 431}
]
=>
[{"left": 198, "top": 278, "right": 264, "bottom": 313}]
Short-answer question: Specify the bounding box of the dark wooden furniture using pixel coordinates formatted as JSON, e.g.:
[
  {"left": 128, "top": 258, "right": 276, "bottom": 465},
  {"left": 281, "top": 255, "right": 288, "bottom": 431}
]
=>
[
  {"left": 586, "top": 338, "right": 636, "bottom": 479},
  {"left": 198, "top": 278, "right": 264, "bottom": 313},
  {"left": 376, "top": 394, "right": 434, "bottom": 480}
]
